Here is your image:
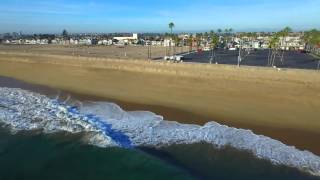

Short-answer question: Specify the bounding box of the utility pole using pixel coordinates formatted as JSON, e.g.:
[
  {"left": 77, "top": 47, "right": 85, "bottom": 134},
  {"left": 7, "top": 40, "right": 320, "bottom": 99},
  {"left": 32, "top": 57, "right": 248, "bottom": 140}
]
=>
[
  {"left": 209, "top": 47, "right": 214, "bottom": 64},
  {"left": 147, "top": 44, "right": 152, "bottom": 60},
  {"left": 238, "top": 40, "right": 242, "bottom": 67}
]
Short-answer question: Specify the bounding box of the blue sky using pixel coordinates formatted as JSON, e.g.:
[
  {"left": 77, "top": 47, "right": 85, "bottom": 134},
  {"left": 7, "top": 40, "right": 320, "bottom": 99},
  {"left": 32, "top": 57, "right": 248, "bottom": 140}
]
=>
[{"left": 1, "top": 0, "right": 320, "bottom": 33}]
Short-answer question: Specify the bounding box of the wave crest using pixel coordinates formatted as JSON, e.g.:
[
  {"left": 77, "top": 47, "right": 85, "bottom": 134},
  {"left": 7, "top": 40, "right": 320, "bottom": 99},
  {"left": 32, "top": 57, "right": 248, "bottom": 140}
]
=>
[{"left": 0, "top": 87, "right": 319, "bottom": 176}]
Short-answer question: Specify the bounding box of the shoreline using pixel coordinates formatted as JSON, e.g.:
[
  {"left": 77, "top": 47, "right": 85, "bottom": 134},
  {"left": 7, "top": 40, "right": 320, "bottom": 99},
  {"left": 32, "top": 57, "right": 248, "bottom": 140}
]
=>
[{"left": 0, "top": 52, "right": 320, "bottom": 154}]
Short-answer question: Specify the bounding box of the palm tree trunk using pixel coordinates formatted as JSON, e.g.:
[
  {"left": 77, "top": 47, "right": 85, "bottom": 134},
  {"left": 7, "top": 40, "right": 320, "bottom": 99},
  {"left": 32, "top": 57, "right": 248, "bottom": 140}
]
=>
[
  {"left": 281, "top": 36, "right": 286, "bottom": 65},
  {"left": 267, "top": 48, "right": 272, "bottom": 66},
  {"left": 281, "top": 50, "right": 284, "bottom": 65},
  {"left": 170, "top": 28, "right": 173, "bottom": 57},
  {"left": 271, "top": 49, "right": 276, "bottom": 66}
]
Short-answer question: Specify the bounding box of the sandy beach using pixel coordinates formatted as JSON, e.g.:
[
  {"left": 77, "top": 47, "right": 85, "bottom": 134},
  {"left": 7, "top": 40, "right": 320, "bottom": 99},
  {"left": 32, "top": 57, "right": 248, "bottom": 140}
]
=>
[
  {"left": 0, "top": 44, "right": 190, "bottom": 60},
  {"left": 0, "top": 48, "right": 320, "bottom": 154}
]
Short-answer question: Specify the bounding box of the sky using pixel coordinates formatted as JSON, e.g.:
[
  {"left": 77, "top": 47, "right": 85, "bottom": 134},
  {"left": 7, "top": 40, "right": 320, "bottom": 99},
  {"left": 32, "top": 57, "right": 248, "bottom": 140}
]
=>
[{"left": 0, "top": 0, "right": 320, "bottom": 34}]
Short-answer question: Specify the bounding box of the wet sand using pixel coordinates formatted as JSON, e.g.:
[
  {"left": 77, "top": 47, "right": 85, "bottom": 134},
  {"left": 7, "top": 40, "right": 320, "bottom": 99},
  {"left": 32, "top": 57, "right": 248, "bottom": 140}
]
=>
[{"left": 0, "top": 51, "right": 320, "bottom": 154}]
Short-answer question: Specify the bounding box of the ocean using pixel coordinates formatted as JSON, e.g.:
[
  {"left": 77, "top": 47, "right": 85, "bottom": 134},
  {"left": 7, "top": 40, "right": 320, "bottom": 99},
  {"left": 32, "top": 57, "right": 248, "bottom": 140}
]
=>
[
  {"left": 0, "top": 76, "right": 319, "bottom": 180},
  {"left": 0, "top": 129, "right": 318, "bottom": 180}
]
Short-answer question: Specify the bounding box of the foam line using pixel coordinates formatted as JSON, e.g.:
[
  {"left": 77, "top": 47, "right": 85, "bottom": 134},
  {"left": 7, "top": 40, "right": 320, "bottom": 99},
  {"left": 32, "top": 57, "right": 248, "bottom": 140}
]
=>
[{"left": 0, "top": 87, "right": 319, "bottom": 176}]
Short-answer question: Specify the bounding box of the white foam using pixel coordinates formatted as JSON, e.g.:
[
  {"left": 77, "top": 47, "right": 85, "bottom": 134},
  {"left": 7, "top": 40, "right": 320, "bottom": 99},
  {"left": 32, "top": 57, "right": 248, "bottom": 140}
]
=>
[
  {"left": 80, "top": 102, "right": 320, "bottom": 176},
  {"left": 0, "top": 88, "right": 118, "bottom": 147},
  {"left": 0, "top": 87, "right": 320, "bottom": 176}
]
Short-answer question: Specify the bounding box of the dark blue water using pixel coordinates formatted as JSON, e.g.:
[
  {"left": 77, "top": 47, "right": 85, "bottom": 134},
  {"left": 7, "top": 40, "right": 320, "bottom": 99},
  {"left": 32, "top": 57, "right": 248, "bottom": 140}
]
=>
[
  {"left": 155, "top": 144, "right": 320, "bottom": 180},
  {"left": 0, "top": 128, "right": 319, "bottom": 180},
  {"left": 0, "top": 129, "right": 194, "bottom": 180}
]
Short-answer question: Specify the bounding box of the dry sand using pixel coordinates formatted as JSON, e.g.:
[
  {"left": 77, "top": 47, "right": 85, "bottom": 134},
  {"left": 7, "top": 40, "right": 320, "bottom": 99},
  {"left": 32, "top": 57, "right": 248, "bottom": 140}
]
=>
[
  {"left": 0, "top": 49, "right": 320, "bottom": 154},
  {"left": 0, "top": 44, "right": 189, "bottom": 60}
]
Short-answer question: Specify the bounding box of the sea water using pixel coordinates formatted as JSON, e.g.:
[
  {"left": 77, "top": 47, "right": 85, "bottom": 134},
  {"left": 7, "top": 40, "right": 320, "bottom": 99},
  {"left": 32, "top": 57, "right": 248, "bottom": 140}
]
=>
[{"left": 0, "top": 85, "right": 319, "bottom": 179}]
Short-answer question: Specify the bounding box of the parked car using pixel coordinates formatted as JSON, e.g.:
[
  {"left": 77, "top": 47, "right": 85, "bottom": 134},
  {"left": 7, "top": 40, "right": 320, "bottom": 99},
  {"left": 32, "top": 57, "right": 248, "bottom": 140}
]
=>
[
  {"left": 163, "top": 55, "right": 184, "bottom": 62},
  {"left": 203, "top": 47, "right": 211, "bottom": 51}
]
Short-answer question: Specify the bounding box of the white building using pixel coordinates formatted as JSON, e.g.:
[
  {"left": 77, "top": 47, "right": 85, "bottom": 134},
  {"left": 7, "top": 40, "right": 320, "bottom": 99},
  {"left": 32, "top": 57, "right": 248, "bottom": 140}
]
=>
[
  {"left": 151, "top": 41, "right": 163, "bottom": 46},
  {"left": 163, "top": 39, "right": 175, "bottom": 47},
  {"left": 79, "top": 39, "right": 92, "bottom": 45},
  {"left": 113, "top": 33, "right": 138, "bottom": 43},
  {"left": 70, "top": 39, "right": 79, "bottom": 45},
  {"left": 98, "top": 39, "right": 113, "bottom": 46},
  {"left": 279, "top": 36, "right": 303, "bottom": 50}
]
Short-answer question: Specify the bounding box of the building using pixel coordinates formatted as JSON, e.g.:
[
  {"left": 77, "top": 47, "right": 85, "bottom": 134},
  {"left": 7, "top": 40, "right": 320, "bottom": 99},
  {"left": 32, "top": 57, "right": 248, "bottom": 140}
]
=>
[
  {"left": 163, "top": 39, "right": 176, "bottom": 47},
  {"left": 279, "top": 36, "right": 304, "bottom": 50},
  {"left": 98, "top": 39, "right": 113, "bottom": 46},
  {"left": 113, "top": 33, "right": 138, "bottom": 43}
]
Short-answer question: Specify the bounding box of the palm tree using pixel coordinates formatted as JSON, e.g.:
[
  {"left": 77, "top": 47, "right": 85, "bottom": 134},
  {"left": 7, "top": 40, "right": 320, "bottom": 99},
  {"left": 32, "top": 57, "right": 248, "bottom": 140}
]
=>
[
  {"left": 169, "top": 22, "right": 175, "bottom": 35},
  {"left": 224, "top": 29, "right": 229, "bottom": 35},
  {"left": 210, "top": 33, "right": 219, "bottom": 64},
  {"left": 62, "top": 29, "right": 69, "bottom": 40},
  {"left": 187, "top": 35, "right": 193, "bottom": 53},
  {"left": 195, "top": 33, "right": 201, "bottom": 49},
  {"left": 279, "top": 26, "right": 292, "bottom": 64},
  {"left": 229, "top": 28, "right": 233, "bottom": 34},
  {"left": 173, "top": 35, "right": 180, "bottom": 55},
  {"left": 217, "top": 29, "right": 222, "bottom": 35},
  {"left": 303, "top": 29, "right": 320, "bottom": 69},
  {"left": 204, "top": 32, "right": 209, "bottom": 46},
  {"left": 268, "top": 32, "right": 281, "bottom": 66},
  {"left": 224, "top": 29, "right": 230, "bottom": 48},
  {"left": 210, "top": 30, "right": 215, "bottom": 37},
  {"left": 164, "top": 33, "right": 170, "bottom": 56},
  {"left": 303, "top": 29, "right": 320, "bottom": 52},
  {"left": 168, "top": 22, "right": 175, "bottom": 56}
]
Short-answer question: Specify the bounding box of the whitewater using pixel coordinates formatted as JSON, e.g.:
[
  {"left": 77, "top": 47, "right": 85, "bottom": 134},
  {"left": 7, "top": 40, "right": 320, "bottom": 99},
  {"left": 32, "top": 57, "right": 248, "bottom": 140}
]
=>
[{"left": 0, "top": 87, "right": 319, "bottom": 176}]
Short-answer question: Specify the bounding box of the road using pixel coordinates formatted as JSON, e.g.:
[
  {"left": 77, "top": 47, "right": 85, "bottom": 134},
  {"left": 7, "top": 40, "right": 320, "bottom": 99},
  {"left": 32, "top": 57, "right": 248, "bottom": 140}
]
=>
[{"left": 180, "top": 49, "right": 319, "bottom": 70}]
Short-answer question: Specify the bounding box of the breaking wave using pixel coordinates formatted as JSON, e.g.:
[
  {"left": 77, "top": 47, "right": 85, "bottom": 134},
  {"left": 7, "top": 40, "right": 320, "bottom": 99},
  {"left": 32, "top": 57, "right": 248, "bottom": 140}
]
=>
[{"left": 0, "top": 87, "right": 319, "bottom": 176}]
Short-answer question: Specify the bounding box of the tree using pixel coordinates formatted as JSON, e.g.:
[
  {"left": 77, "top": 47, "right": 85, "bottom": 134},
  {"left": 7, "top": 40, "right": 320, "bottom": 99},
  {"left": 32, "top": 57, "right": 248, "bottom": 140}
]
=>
[
  {"left": 173, "top": 35, "right": 181, "bottom": 55},
  {"left": 187, "top": 35, "right": 193, "bottom": 53},
  {"left": 168, "top": 22, "right": 175, "bottom": 56},
  {"left": 210, "top": 33, "right": 219, "bottom": 64},
  {"left": 164, "top": 32, "right": 170, "bottom": 56},
  {"left": 204, "top": 32, "right": 209, "bottom": 46},
  {"left": 195, "top": 33, "right": 202, "bottom": 49},
  {"left": 303, "top": 29, "right": 320, "bottom": 50},
  {"left": 303, "top": 29, "right": 320, "bottom": 69},
  {"left": 268, "top": 32, "right": 281, "bottom": 66},
  {"left": 209, "top": 30, "right": 215, "bottom": 37},
  {"left": 279, "top": 26, "right": 292, "bottom": 64},
  {"left": 204, "top": 32, "right": 208, "bottom": 38},
  {"left": 224, "top": 28, "right": 229, "bottom": 35},
  {"left": 217, "top": 29, "right": 222, "bottom": 34},
  {"left": 169, "top": 22, "right": 175, "bottom": 35},
  {"left": 62, "top": 29, "right": 69, "bottom": 40},
  {"left": 224, "top": 29, "right": 231, "bottom": 48},
  {"left": 229, "top": 28, "right": 233, "bottom": 34}
]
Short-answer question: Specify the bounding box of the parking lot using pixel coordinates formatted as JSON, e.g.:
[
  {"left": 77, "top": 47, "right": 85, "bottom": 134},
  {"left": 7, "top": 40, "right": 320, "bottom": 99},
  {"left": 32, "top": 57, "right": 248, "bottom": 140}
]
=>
[{"left": 182, "top": 49, "right": 319, "bottom": 70}]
